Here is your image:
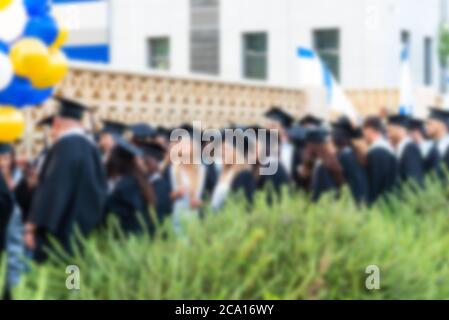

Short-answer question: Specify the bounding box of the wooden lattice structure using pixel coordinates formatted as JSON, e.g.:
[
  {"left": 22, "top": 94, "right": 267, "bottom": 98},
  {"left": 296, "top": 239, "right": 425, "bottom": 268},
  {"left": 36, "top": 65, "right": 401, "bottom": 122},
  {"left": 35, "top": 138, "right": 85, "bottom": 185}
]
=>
[{"left": 19, "top": 64, "right": 309, "bottom": 156}]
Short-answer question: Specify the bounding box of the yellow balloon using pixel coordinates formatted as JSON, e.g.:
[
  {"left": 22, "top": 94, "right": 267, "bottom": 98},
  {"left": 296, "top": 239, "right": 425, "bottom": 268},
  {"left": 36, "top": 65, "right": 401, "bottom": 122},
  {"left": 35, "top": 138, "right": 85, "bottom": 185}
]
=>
[
  {"left": 0, "top": 0, "right": 13, "bottom": 11},
  {"left": 30, "top": 49, "right": 68, "bottom": 89},
  {"left": 0, "top": 106, "right": 25, "bottom": 143},
  {"left": 51, "top": 27, "right": 69, "bottom": 50},
  {"left": 10, "top": 38, "right": 49, "bottom": 79}
]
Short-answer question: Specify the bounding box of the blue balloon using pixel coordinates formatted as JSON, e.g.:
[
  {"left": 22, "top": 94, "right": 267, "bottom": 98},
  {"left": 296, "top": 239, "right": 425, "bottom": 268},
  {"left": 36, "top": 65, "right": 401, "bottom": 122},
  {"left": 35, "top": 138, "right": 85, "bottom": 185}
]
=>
[
  {"left": 0, "top": 76, "right": 32, "bottom": 107},
  {"left": 24, "top": 0, "right": 51, "bottom": 17},
  {"left": 0, "top": 41, "right": 8, "bottom": 54},
  {"left": 27, "top": 87, "right": 53, "bottom": 106},
  {"left": 0, "top": 76, "right": 52, "bottom": 108},
  {"left": 24, "top": 15, "right": 58, "bottom": 46}
]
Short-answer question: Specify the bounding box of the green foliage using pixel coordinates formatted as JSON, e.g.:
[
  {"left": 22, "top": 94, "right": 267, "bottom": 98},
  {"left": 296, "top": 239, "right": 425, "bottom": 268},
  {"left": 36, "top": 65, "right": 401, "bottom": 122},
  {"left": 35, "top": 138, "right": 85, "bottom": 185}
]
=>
[
  {"left": 439, "top": 23, "right": 449, "bottom": 67},
  {"left": 6, "top": 181, "right": 449, "bottom": 300}
]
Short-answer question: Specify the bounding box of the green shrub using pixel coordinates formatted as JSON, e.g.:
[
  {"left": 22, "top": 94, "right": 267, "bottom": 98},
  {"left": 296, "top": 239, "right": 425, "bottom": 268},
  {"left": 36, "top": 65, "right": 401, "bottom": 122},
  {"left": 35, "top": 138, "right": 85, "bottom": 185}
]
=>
[{"left": 7, "top": 181, "right": 449, "bottom": 300}]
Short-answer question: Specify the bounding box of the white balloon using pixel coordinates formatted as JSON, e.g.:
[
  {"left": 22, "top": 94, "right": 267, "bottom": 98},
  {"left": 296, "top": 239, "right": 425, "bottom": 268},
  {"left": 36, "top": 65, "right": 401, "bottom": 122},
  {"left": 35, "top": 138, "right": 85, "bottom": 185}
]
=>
[
  {"left": 0, "top": 52, "right": 13, "bottom": 90},
  {"left": 0, "top": 0, "right": 27, "bottom": 43}
]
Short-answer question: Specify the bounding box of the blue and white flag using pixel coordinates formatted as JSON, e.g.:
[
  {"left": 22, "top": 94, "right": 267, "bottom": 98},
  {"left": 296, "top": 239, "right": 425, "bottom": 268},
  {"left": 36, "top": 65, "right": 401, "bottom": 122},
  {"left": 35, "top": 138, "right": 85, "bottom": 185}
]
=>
[
  {"left": 297, "top": 47, "right": 359, "bottom": 123},
  {"left": 399, "top": 46, "right": 415, "bottom": 115}
]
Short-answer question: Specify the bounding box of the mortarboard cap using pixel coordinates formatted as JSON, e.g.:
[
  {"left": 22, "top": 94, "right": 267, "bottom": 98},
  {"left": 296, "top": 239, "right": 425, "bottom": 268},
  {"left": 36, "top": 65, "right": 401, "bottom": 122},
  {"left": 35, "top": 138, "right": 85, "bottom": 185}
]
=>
[
  {"left": 140, "top": 141, "right": 167, "bottom": 162},
  {"left": 155, "top": 126, "right": 172, "bottom": 140},
  {"left": 331, "top": 116, "right": 359, "bottom": 139},
  {"left": 36, "top": 115, "right": 54, "bottom": 128},
  {"left": 305, "top": 128, "right": 329, "bottom": 144},
  {"left": 429, "top": 107, "right": 449, "bottom": 127},
  {"left": 54, "top": 97, "right": 88, "bottom": 121},
  {"left": 287, "top": 125, "right": 307, "bottom": 145},
  {"left": 264, "top": 107, "right": 295, "bottom": 128},
  {"left": 130, "top": 123, "right": 157, "bottom": 141},
  {"left": 0, "top": 144, "right": 12, "bottom": 154},
  {"left": 299, "top": 114, "right": 323, "bottom": 127},
  {"left": 114, "top": 137, "right": 143, "bottom": 158},
  {"left": 101, "top": 120, "right": 127, "bottom": 136},
  {"left": 408, "top": 118, "right": 425, "bottom": 132},
  {"left": 387, "top": 114, "right": 411, "bottom": 128}
]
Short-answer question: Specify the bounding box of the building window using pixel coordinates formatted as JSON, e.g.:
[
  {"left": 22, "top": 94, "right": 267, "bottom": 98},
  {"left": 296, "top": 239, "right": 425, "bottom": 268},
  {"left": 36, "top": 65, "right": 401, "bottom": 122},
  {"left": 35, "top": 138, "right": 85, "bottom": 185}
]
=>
[
  {"left": 148, "top": 37, "right": 170, "bottom": 70},
  {"left": 424, "top": 37, "right": 433, "bottom": 86},
  {"left": 190, "top": 0, "right": 220, "bottom": 75},
  {"left": 313, "top": 29, "right": 340, "bottom": 80},
  {"left": 243, "top": 32, "right": 268, "bottom": 80}
]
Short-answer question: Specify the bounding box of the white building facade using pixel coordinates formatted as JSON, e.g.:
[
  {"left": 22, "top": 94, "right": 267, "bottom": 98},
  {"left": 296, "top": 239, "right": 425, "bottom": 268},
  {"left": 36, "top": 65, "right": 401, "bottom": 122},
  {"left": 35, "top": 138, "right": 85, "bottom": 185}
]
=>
[{"left": 55, "top": 0, "right": 448, "bottom": 92}]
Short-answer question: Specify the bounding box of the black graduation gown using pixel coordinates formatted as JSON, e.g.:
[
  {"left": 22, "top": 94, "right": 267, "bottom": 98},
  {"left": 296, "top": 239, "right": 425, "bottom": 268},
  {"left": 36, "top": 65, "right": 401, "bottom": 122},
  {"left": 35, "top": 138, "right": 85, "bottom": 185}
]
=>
[
  {"left": 150, "top": 174, "right": 173, "bottom": 223},
  {"left": 231, "top": 170, "right": 257, "bottom": 205},
  {"left": 29, "top": 134, "right": 107, "bottom": 261},
  {"left": 311, "top": 163, "right": 339, "bottom": 202},
  {"left": 338, "top": 148, "right": 369, "bottom": 204},
  {"left": 257, "top": 162, "right": 290, "bottom": 204},
  {"left": 104, "top": 175, "right": 150, "bottom": 235},
  {"left": 291, "top": 146, "right": 304, "bottom": 189},
  {"left": 398, "top": 142, "right": 425, "bottom": 187},
  {"left": 204, "top": 162, "right": 218, "bottom": 198},
  {"left": 0, "top": 173, "right": 13, "bottom": 253},
  {"left": 366, "top": 146, "right": 398, "bottom": 204},
  {"left": 423, "top": 144, "right": 441, "bottom": 177}
]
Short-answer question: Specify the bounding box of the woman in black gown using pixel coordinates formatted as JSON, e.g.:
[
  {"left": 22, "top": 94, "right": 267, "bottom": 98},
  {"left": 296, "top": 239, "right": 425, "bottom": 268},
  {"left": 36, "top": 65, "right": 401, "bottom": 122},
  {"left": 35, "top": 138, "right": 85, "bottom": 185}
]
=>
[
  {"left": 331, "top": 117, "right": 369, "bottom": 205},
  {"left": 300, "top": 128, "right": 345, "bottom": 202},
  {"left": 104, "top": 138, "right": 156, "bottom": 235}
]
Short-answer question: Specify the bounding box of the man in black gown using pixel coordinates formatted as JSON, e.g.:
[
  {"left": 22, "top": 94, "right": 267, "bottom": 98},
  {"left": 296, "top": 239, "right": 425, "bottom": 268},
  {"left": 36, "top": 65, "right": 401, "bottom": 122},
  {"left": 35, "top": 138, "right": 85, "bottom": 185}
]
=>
[
  {"left": 387, "top": 115, "right": 424, "bottom": 188},
  {"left": 426, "top": 108, "right": 449, "bottom": 176},
  {"left": 408, "top": 118, "right": 440, "bottom": 177},
  {"left": 25, "top": 97, "right": 108, "bottom": 263},
  {"left": 0, "top": 168, "right": 13, "bottom": 254},
  {"left": 362, "top": 117, "right": 398, "bottom": 204}
]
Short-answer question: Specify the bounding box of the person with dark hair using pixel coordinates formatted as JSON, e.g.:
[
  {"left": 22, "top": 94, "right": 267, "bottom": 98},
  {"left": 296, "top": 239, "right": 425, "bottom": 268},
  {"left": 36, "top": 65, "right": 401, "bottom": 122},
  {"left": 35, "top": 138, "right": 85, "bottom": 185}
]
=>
[
  {"left": 141, "top": 141, "right": 173, "bottom": 227},
  {"left": 26, "top": 97, "right": 108, "bottom": 263},
  {"left": 426, "top": 108, "right": 449, "bottom": 174},
  {"left": 0, "top": 146, "right": 13, "bottom": 254},
  {"left": 387, "top": 115, "right": 424, "bottom": 188},
  {"left": 210, "top": 130, "right": 257, "bottom": 211},
  {"left": 362, "top": 116, "right": 398, "bottom": 204},
  {"left": 98, "top": 120, "right": 127, "bottom": 163},
  {"left": 301, "top": 128, "right": 345, "bottom": 202},
  {"left": 331, "top": 117, "right": 369, "bottom": 204},
  {"left": 409, "top": 118, "right": 440, "bottom": 176},
  {"left": 104, "top": 138, "right": 156, "bottom": 234},
  {"left": 256, "top": 128, "right": 290, "bottom": 200},
  {"left": 263, "top": 107, "right": 299, "bottom": 185}
]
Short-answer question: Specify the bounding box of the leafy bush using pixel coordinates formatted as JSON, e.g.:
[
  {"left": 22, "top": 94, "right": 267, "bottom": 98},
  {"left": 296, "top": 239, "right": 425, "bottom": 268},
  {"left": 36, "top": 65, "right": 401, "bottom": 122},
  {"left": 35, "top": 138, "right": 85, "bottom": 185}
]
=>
[{"left": 7, "top": 180, "right": 449, "bottom": 300}]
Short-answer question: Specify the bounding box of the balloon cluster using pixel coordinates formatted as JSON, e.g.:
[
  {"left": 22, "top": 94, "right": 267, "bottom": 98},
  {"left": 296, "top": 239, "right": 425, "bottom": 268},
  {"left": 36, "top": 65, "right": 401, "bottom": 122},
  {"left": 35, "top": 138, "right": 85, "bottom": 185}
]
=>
[{"left": 0, "top": 0, "right": 69, "bottom": 142}]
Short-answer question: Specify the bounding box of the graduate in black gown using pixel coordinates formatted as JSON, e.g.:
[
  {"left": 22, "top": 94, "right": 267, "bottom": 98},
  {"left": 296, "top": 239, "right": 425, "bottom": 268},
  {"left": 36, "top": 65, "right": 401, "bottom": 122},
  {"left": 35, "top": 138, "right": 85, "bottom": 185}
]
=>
[
  {"left": 210, "top": 130, "right": 257, "bottom": 211},
  {"left": 426, "top": 108, "right": 449, "bottom": 177},
  {"left": 98, "top": 120, "right": 127, "bottom": 163},
  {"left": 141, "top": 141, "right": 173, "bottom": 226},
  {"left": 258, "top": 108, "right": 293, "bottom": 198},
  {"left": 301, "top": 128, "right": 345, "bottom": 202},
  {"left": 26, "top": 98, "right": 108, "bottom": 263},
  {"left": 0, "top": 164, "right": 13, "bottom": 254},
  {"left": 331, "top": 117, "right": 369, "bottom": 204},
  {"left": 104, "top": 138, "right": 156, "bottom": 235},
  {"left": 16, "top": 116, "right": 54, "bottom": 223},
  {"left": 362, "top": 117, "right": 398, "bottom": 204},
  {"left": 387, "top": 115, "right": 425, "bottom": 188},
  {"left": 130, "top": 123, "right": 157, "bottom": 147},
  {"left": 408, "top": 118, "right": 441, "bottom": 177}
]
